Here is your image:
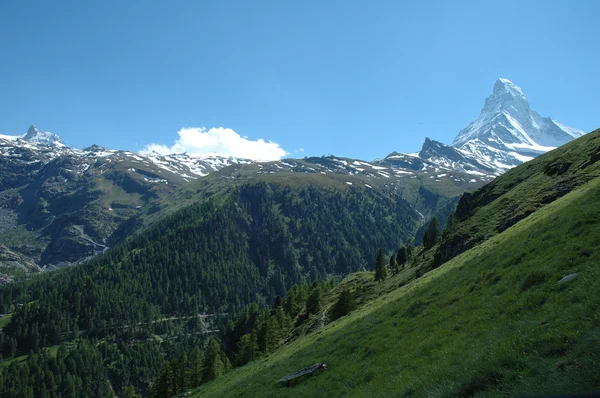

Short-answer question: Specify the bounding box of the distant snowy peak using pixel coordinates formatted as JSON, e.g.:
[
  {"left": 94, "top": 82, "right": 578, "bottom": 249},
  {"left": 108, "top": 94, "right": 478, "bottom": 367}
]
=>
[
  {"left": 452, "top": 78, "right": 583, "bottom": 173},
  {"left": 377, "top": 138, "right": 497, "bottom": 180},
  {"left": 22, "top": 125, "right": 65, "bottom": 147}
]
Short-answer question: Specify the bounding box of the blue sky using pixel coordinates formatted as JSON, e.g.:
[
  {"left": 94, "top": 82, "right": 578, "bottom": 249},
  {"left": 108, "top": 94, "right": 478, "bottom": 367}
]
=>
[{"left": 1, "top": 0, "right": 598, "bottom": 160}]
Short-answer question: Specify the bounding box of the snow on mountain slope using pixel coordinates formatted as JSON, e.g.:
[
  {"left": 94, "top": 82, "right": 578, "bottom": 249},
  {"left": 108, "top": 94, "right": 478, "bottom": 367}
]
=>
[
  {"left": 7, "top": 78, "right": 582, "bottom": 194},
  {"left": 22, "top": 125, "right": 66, "bottom": 147},
  {"left": 382, "top": 78, "right": 584, "bottom": 176},
  {"left": 0, "top": 133, "right": 23, "bottom": 141},
  {"left": 453, "top": 78, "right": 583, "bottom": 172},
  {"left": 0, "top": 125, "right": 255, "bottom": 183},
  {"left": 375, "top": 139, "right": 497, "bottom": 181}
]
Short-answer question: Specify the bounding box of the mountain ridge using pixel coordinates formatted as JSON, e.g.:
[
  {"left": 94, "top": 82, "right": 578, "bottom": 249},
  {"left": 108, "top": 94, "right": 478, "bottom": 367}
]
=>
[{"left": 0, "top": 79, "right": 585, "bottom": 270}]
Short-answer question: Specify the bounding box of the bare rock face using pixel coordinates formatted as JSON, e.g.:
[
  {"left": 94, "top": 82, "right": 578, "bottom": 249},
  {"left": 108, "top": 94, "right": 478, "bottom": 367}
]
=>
[{"left": 0, "top": 244, "right": 40, "bottom": 273}]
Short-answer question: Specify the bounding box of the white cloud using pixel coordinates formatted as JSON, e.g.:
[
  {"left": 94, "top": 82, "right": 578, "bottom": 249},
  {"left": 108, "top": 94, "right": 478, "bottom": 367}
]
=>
[{"left": 142, "top": 127, "right": 287, "bottom": 161}]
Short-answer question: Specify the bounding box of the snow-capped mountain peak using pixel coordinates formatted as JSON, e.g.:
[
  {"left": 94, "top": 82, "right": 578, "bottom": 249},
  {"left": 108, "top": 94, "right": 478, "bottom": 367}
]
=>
[
  {"left": 22, "top": 125, "right": 66, "bottom": 147},
  {"left": 452, "top": 78, "right": 583, "bottom": 172},
  {"left": 493, "top": 78, "right": 527, "bottom": 100}
]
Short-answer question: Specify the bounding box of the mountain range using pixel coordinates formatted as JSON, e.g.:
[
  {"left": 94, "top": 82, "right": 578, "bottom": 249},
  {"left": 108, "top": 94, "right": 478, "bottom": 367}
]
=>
[
  {"left": 0, "top": 79, "right": 584, "bottom": 273},
  {"left": 0, "top": 77, "right": 596, "bottom": 397}
]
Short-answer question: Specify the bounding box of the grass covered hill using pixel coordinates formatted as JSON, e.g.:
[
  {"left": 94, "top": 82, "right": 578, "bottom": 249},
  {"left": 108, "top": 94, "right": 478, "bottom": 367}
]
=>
[{"left": 191, "top": 130, "right": 600, "bottom": 397}]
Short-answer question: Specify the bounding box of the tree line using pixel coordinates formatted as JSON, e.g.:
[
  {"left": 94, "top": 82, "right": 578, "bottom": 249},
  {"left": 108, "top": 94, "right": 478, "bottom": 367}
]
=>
[{"left": 0, "top": 182, "right": 420, "bottom": 395}]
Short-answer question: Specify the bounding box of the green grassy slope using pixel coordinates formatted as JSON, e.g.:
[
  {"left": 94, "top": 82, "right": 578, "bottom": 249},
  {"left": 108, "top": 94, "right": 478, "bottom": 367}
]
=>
[
  {"left": 435, "top": 128, "right": 600, "bottom": 266},
  {"left": 192, "top": 174, "right": 600, "bottom": 397}
]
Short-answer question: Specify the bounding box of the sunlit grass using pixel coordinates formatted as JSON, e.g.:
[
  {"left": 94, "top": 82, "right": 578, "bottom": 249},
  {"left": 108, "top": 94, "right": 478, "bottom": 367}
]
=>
[{"left": 192, "top": 176, "right": 600, "bottom": 397}]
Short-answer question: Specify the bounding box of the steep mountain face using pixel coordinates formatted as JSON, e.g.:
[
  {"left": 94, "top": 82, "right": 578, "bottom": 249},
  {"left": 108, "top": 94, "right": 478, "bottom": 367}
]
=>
[
  {"left": 382, "top": 79, "right": 584, "bottom": 176},
  {"left": 453, "top": 78, "right": 584, "bottom": 171}
]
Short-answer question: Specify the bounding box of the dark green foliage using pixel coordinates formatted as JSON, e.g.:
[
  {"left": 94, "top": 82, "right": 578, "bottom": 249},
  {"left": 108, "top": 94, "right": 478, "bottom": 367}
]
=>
[
  {"left": 189, "top": 345, "right": 203, "bottom": 388},
  {"left": 423, "top": 217, "right": 440, "bottom": 249},
  {"left": 0, "top": 181, "right": 419, "bottom": 397},
  {"left": 389, "top": 254, "right": 397, "bottom": 275},
  {"left": 397, "top": 247, "right": 407, "bottom": 268},
  {"left": 148, "top": 338, "right": 230, "bottom": 398},
  {"left": 222, "top": 281, "right": 323, "bottom": 368},
  {"left": 121, "top": 385, "right": 142, "bottom": 398},
  {"left": 374, "top": 248, "right": 387, "bottom": 282},
  {"left": 331, "top": 289, "right": 357, "bottom": 320},
  {"left": 405, "top": 238, "right": 414, "bottom": 259},
  {"left": 0, "top": 181, "right": 418, "bottom": 393},
  {"left": 306, "top": 283, "right": 323, "bottom": 314},
  {"left": 202, "top": 337, "right": 227, "bottom": 382},
  {"left": 233, "top": 332, "right": 259, "bottom": 366},
  {"left": 0, "top": 341, "right": 112, "bottom": 398}
]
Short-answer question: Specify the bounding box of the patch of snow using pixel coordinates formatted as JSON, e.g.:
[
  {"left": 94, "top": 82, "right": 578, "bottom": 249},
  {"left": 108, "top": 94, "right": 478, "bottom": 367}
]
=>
[{"left": 0, "top": 133, "right": 22, "bottom": 141}]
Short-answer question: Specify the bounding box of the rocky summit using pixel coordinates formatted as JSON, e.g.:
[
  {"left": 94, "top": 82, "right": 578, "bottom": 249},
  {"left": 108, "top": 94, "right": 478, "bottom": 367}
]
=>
[{"left": 453, "top": 78, "right": 584, "bottom": 171}]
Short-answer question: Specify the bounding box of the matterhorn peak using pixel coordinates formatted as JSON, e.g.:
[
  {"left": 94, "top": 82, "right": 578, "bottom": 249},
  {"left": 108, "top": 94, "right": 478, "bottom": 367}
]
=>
[
  {"left": 492, "top": 78, "right": 527, "bottom": 100},
  {"left": 24, "top": 125, "right": 40, "bottom": 138},
  {"left": 452, "top": 78, "right": 584, "bottom": 173},
  {"left": 22, "top": 125, "right": 65, "bottom": 147}
]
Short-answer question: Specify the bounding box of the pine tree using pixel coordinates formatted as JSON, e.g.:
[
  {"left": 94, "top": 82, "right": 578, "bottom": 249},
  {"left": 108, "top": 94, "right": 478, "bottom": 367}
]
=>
[
  {"left": 389, "top": 254, "right": 397, "bottom": 275},
  {"left": 406, "top": 238, "right": 414, "bottom": 259},
  {"left": 149, "top": 364, "right": 171, "bottom": 398},
  {"left": 331, "top": 289, "right": 357, "bottom": 320},
  {"left": 202, "top": 337, "right": 224, "bottom": 382},
  {"left": 374, "top": 248, "right": 387, "bottom": 282},
  {"left": 305, "top": 285, "right": 322, "bottom": 314},
  {"left": 189, "top": 345, "right": 203, "bottom": 388},
  {"left": 177, "top": 352, "right": 188, "bottom": 393},
  {"left": 397, "top": 246, "right": 407, "bottom": 269},
  {"left": 234, "top": 334, "right": 257, "bottom": 366},
  {"left": 423, "top": 217, "right": 440, "bottom": 249}
]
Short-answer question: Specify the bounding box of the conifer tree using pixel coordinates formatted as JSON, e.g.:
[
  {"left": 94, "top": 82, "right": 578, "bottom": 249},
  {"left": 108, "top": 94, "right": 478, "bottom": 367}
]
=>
[
  {"left": 374, "top": 248, "right": 387, "bottom": 282},
  {"left": 202, "top": 337, "right": 225, "bottom": 382},
  {"left": 397, "top": 246, "right": 407, "bottom": 269},
  {"left": 189, "top": 345, "right": 203, "bottom": 388},
  {"left": 423, "top": 217, "right": 440, "bottom": 249},
  {"left": 331, "top": 289, "right": 357, "bottom": 320},
  {"left": 389, "top": 254, "right": 397, "bottom": 275},
  {"left": 406, "top": 238, "right": 414, "bottom": 259},
  {"left": 306, "top": 285, "right": 322, "bottom": 314}
]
